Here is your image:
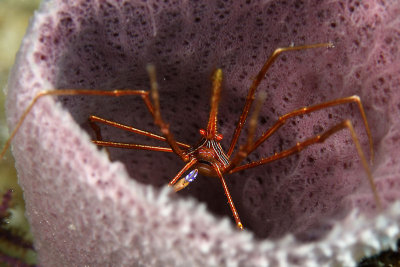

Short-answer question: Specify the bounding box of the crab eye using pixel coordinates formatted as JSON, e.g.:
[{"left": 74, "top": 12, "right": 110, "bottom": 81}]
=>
[
  {"left": 199, "top": 129, "right": 206, "bottom": 136},
  {"left": 184, "top": 169, "right": 198, "bottom": 183},
  {"left": 216, "top": 133, "right": 223, "bottom": 141}
]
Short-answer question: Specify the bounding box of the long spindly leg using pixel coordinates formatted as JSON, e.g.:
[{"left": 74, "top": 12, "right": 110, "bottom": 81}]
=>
[
  {"left": 146, "top": 64, "right": 190, "bottom": 162},
  {"left": 227, "top": 95, "right": 373, "bottom": 172},
  {"left": 226, "top": 92, "right": 267, "bottom": 172},
  {"left": 213, "top": 163, "right": 243, "bottom": 230},
  {"left": 88, "top": 115, "right": 190, "bottom": 149},
  {"left": 88, "top": 115, "right": 190, "bottom": 160},
  {"left": 89, "top": 116, "right": 112, "bottom": 157},
  {"left": 227, "top": 42, "right": 334, "bottom": 157},
  {"left": 252, "top": 95, "right": 373, "bottom": 161},
  {"left": 229, "top": 120, "right": 382, "bottom": 208},
  {"left": 205, "top": 69, "right": 223, "bottom": 138},
  {"left": 92, "top": 140, "right": 175, "bottom": 152},
  {"left": 0, "top": 89, "right": 155, "bottom": 160}
]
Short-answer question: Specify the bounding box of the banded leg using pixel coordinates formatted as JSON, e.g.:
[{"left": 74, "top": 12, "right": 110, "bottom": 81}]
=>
[
  {"left": 147, "top": 64, "right": 189, "bottom": 162},
  {"left": 227, "top": 42, "right": 334, "bottom": 157},
  {"left": 229, "top": 120, "right": 381, "bottom": 208},
  {"left": 213, "top": 163, "right": 243, "bottom": 230},
  {"left": 1, "top": 89, "right": 155, "bottom": 160}
]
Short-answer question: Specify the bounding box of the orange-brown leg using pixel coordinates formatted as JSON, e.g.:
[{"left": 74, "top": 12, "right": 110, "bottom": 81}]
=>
[
  {"left": 88, "top": 115, "right": 190, "bottom": 149},
  {"left": 146, "top": 64, "right": 190, "bottom": 162},
  {"left": 227, "top": 43, "right": 334, "bottom": 157},
  {"left": 88, "top": 115, "right": 190, "bottom": 161},
  {"left": 1, "top": 88, "right": 155, "bottom": 160},
  {"left": 88, "top": 116, "right": 112, "bottom": 157},
  {"left": 213, "top": 163, "right": 243, "bottom": 230},
  {"left": 229, "top": 120, "right": 381, "bottom": 208},
  {"left": 89, "top": 116, "right": 103, "bottom": 142},
  {"left": 227, "top": 92, "right": 267, "bottom": 171},
  {"left": 205, "top": 69, "right": 223, "bottom": 138},
  {"left": 227, "top": 95, "right": 373, "bottom": 173},
  {"left": 253, "top": 95, "right": 373, "bottom": 160},
  {"left": 92, "top": 140, "right": 175, "bottom": 152}
]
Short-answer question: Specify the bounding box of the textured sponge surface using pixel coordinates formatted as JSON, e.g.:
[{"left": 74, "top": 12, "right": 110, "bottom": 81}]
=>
[{"left": 6, "top": 0, "right": 400, "bottom": 265}]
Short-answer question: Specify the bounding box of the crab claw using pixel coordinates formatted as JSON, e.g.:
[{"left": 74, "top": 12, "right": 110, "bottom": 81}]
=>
[{"left": 173, "top": 169, "right": 198, "bottom": 192}]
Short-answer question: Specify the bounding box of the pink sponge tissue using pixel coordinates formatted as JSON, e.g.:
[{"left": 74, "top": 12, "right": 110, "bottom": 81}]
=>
[{"left": 6, "top": 0, "right": 400, "bottom": 265}]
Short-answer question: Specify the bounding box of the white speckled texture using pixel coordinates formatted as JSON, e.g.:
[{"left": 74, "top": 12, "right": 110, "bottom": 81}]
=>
[{"left": 6, "top": 0, "right": 400, "bottom": 265}]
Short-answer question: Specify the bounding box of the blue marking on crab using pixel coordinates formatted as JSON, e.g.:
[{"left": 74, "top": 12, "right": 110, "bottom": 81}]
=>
[{"left": 184, "top": 169, "right": 198, "bottom": 183}]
